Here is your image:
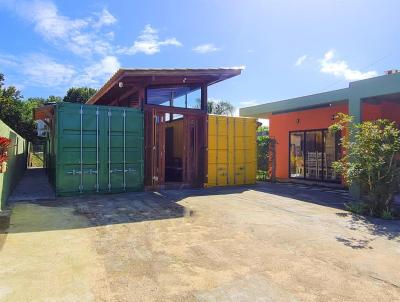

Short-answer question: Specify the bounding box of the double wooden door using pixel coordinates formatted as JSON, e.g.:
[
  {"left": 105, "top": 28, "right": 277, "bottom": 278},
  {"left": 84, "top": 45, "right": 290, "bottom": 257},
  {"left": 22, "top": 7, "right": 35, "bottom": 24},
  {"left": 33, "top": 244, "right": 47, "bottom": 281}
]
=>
[{"left": 144, "top": 109, "right": 206, "bottom": 188}]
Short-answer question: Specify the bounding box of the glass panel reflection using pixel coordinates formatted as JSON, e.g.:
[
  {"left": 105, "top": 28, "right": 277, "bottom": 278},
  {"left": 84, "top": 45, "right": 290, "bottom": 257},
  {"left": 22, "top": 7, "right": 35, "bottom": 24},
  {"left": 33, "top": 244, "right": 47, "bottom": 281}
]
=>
[{"left": 290, "top": 132, "right": 304, "bottom": 178}]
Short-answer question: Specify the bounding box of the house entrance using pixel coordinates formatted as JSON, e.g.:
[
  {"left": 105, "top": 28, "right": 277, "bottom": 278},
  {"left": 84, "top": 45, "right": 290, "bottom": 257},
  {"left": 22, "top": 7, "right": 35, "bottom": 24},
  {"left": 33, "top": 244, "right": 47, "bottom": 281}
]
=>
[
  {"left": 289, "top": 129, "right": 341, "bottom": 183},
  {"left": 144, "top": 108, "right": 206, "bottom": 189}
]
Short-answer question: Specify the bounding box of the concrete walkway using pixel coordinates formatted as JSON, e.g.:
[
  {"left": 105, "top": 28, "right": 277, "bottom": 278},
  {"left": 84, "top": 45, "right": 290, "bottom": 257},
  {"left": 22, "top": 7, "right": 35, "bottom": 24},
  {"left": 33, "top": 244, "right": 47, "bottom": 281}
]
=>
[
  {"left": 1, "top": 184, "right": 399, "bottom": 301},
  {"left": 8, "top": 168, "right": 55, "bottom": 202}
]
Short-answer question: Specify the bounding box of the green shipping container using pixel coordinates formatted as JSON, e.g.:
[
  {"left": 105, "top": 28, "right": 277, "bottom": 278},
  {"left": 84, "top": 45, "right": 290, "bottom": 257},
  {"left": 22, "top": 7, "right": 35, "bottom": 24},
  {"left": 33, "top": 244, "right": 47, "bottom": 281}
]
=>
[{"left": 46, "top": 102, "right": 144, "bottom": 196}]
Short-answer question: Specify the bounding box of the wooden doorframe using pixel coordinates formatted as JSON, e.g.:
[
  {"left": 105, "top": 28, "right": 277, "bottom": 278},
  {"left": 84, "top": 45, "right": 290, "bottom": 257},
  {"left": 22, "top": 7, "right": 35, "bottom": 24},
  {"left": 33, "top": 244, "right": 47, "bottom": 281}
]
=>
[{"left": 144, "top": 106, "right": 207, "bottom": 189}]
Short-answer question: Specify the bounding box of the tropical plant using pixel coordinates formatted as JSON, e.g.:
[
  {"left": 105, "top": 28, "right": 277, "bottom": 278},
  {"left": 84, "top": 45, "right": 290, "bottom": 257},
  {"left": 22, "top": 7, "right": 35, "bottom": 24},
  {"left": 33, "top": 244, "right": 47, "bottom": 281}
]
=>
[{"left": 329, "top": 113, "right": 400, "bottom": 217}]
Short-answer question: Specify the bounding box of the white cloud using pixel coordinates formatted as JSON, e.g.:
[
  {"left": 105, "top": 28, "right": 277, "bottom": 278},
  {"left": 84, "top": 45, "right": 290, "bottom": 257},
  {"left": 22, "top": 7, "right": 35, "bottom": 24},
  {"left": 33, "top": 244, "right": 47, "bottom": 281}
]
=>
[
  {"left": 93, "top": 9, "right": 117, "bottom": 28},
  {"left": 2, "top": 2, "right": 182, "bottom": 59},
  {"left": 10, "top": 0, "right": 114, "bottom": 56},
  {"left": 295, "top": 54, "right": 307, "bottom": 66},
  {"left": 0, "top": 52, "right": 121, "bottom": 89},
  {"left": 12, "top": 54, "right": 76, "bottom": 87},
  {"left": 73, "top": 55, "right": 120, "bottom": 87},
  {"left": 192, "top": 43, "right": 220, "bottom": 54},
  {"left": 105, "top": 31, "right": 115, "bottom": 40},
  {"left": 319, "top": 50, "right": 377, "bottom": 81},
  {"left": 117, "top": 24, "right": 182, "bottom": 55},
  {"left": 0, "top": 53, "right": 19, "bottom": 67}
]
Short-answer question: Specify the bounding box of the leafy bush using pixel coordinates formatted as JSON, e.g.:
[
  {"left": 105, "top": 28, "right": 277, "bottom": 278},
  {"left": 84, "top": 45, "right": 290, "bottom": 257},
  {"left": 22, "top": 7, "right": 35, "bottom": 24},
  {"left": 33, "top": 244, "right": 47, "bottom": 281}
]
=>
[
  {"left": 381, "top": 210, "right": 394, "bottom": 220},
  {"left": 257, "top": 135, "right": 270, "bottom": 179},
  {"left": 344, "top": 201, "right": 366, "bottom": 215},
  {"left": 329, "top": 113, "right": 400, "bottom": 217}
]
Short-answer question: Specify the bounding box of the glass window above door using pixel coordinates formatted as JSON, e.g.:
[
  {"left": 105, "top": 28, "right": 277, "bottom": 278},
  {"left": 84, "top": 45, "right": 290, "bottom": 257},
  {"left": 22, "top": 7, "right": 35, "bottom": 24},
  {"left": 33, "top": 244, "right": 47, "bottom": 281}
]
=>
[{"left": 146, "top": 86, "right": 202, "bottom": 109}]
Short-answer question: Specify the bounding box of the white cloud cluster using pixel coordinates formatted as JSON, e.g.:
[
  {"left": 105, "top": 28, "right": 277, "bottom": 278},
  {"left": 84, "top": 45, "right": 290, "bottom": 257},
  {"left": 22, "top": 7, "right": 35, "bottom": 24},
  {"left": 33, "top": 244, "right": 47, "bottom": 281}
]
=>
[
  {"left": 24, "top": 54, "right": 76, "bottom": 86},
  {"left": 73, "top": 56, "right": 120, "bottom": 86},
  {"left": 192, "top": 43, "right": 220, "bottom": 54},
  {"left": 93, "top": 9, "right": 117, "bottom": 29},
  {"left": 0, "top": 0, "right": 223, "bottom": 92},
  {"left": 295, "top": 55, "right": 307, "bottom": 66},
  {"left": 0, "top": 53, "right": 75, "bottom": 87},
  {"left": 117, "top": 24, "right": 182, "bottom": 55},
  {"left": 0, "top": 53, "right": 120, "bottom": 88},
  {"left": 319, "top": 50, "right": 377, "bottom": 81},
  {"left": 13, "top": 0, "right": 115, "bottom": 56}
]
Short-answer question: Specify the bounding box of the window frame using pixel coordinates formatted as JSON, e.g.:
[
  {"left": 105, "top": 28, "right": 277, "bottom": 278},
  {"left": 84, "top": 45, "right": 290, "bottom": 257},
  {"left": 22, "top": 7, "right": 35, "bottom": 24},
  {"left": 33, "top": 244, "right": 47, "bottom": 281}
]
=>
[
  {"left": 145, "top": 84, "right": 204, "bottom": 110},
  {"left": 288, "top": 128, "right": 341, "bottom": 183}
]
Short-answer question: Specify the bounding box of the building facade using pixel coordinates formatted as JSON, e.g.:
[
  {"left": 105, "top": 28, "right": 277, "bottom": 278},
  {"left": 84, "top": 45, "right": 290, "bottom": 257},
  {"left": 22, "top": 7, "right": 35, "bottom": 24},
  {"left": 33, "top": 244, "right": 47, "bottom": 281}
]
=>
[{"left": 240, "top": 72, "right": 400, "bottom": 188}]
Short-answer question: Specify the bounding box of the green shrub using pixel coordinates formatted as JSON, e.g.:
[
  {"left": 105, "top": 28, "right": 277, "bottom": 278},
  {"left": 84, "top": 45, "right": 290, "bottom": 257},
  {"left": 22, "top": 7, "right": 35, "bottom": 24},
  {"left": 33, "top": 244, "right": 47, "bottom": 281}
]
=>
[
  {"left": 257, "top": 135, "right": 270, "bottom": 178},
  {"left": 381, "top": 210, "right": 394, "bottom": 220},
  {"left": 344, "top": 202, "right": 366, "bottom": 215},
  {"left": 329, "top": 113, "right": 400, "bottom": 217}
]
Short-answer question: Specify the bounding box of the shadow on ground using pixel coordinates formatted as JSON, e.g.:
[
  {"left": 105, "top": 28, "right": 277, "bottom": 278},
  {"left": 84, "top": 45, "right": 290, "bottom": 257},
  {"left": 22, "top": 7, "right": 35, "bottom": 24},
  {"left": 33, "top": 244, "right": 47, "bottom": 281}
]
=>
[
  {"left": 3, "top": 181, "right": 400, "bottom": 243},
  {"left": 4, "top": 186, "right": 255, "bottom": 234}
]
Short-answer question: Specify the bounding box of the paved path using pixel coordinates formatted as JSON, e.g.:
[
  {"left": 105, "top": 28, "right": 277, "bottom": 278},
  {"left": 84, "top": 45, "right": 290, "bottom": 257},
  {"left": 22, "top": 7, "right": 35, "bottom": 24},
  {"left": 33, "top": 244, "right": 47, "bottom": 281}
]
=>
[
  {"left": 8, "top": 168, "right": 55, "bottom": 202},
  {"left": 1, "top": 183, "right": 399, "bottom": 301}
]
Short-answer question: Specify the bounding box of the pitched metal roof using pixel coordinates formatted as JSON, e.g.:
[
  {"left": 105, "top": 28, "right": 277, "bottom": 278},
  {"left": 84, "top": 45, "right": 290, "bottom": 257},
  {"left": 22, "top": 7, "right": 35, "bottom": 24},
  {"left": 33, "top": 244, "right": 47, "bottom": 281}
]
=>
[{"left": 87, "top": 67, "right": 243, "bottom": 105}]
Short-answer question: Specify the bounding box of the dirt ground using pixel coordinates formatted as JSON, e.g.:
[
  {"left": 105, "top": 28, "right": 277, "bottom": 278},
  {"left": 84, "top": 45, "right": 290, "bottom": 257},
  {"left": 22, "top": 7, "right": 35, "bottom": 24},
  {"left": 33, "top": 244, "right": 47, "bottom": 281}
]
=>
[{"left": 0, "top": 183, "right": 399, "bottom": 302}]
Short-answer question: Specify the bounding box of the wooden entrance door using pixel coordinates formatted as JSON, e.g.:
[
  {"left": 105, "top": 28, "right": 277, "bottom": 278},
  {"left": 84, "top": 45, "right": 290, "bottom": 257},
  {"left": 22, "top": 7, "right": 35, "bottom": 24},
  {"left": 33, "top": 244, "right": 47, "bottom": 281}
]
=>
[
  {"left": 183, "top": 115, "right": 206, "bottom": 186},
  {"left": 144, "top": 107, "right": 206, "bottom": 188}
]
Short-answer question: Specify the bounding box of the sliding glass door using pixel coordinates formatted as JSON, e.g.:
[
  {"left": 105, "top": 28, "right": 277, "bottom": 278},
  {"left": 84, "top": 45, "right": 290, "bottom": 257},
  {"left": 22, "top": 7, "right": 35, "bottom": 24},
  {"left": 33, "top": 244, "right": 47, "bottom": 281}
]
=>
[
  {"left": 305, "top": 131, "right": 323, "bottom": 180},
  {"left": 289, "top": 129, "right": 341, "bottom": 182},
  {"left": 290, "top": 132, "right": 304, "bottom": 178}
]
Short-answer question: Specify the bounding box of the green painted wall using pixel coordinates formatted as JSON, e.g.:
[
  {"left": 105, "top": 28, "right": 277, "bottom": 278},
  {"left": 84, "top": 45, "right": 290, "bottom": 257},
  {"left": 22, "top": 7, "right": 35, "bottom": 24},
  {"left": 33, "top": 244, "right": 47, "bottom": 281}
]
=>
[{"left": 0, "top": 119, "right": 28, "bottom": 210}]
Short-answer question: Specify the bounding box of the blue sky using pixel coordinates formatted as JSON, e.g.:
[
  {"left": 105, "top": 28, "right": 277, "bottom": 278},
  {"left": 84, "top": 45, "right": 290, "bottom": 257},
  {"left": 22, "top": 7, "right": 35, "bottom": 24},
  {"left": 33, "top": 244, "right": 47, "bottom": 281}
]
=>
[{"left": 0, "top": 0, "right": 399, "bottom": 112}]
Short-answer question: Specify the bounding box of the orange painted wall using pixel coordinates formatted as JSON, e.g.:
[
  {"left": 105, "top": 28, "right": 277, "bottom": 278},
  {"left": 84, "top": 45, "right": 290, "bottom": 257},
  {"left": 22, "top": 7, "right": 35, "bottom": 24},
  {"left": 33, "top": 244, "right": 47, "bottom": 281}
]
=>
[
  {"left": 268, "top": 99, "right": 399, "bottom": 182},
  {"left": 269, "top": 103, "right": 348, "bottom": 180},
  {"left": 362, "top": 101, "right": 400, "bottom": 125}
]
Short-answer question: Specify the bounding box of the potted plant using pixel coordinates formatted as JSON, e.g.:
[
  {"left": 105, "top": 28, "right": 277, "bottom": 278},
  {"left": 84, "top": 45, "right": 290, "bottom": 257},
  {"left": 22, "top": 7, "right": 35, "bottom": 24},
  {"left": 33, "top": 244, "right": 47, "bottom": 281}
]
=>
[{"left": 0, "top": 137, "right": 11, "bottom": 173}]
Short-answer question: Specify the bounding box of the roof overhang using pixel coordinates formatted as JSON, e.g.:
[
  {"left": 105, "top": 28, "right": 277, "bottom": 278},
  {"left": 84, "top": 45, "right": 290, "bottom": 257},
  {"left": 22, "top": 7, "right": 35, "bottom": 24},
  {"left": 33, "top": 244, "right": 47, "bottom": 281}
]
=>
[
  {"left": 87, "top": 68, "right": 242, "bottom": 105},
  {"left": 240, "top": 73, "right": 400, "bottom": 119},
  {"left": 240, "top": 88, "right": 349, "bottom": 118}
]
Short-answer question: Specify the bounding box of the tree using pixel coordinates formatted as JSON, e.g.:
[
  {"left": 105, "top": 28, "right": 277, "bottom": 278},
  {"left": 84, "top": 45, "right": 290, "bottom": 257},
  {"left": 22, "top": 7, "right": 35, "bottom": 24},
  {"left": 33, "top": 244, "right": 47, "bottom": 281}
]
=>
[
  {"left": 21, "top": 97, "right": 46, "bottom": 121},
  {"left": 329, "top": 113, "right": 400, "bottom": 217},
  {"left": 63, "top": 87, "right": 97, "bottom": 103},
  {"left": 47, "top": 95, "right": 63, "bottom": 103},
  {"left": 0, "top": 74, "right": 37, "bottom": 141},
  {"left": 207, "top": 100, "right": 235, "bottom": 116}
]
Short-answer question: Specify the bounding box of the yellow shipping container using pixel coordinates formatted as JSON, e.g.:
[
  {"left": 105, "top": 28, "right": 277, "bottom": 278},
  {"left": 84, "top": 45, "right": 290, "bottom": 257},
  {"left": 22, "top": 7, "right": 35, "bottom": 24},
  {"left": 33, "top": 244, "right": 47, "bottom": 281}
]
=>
[{"left": 206, "top": 115, "right": 257, "bottom": 187}]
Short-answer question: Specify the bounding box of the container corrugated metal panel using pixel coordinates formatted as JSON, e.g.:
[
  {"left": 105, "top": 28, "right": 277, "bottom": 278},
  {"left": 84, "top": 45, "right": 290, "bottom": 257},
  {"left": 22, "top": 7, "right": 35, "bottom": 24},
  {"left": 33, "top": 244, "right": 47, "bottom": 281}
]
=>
[
  {"left": 207, "top": 115, "right": 257, "bottom": 187},
  {"left": 53, "top": 103, "right": 143, "bottom": 196}
]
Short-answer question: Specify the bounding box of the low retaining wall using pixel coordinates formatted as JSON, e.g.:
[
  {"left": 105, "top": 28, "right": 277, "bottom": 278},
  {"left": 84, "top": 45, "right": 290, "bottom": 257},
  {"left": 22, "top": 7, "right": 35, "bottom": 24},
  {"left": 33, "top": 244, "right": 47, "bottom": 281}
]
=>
[{"left": 0, "top": 119, "right": 28, "bottom": 210}]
